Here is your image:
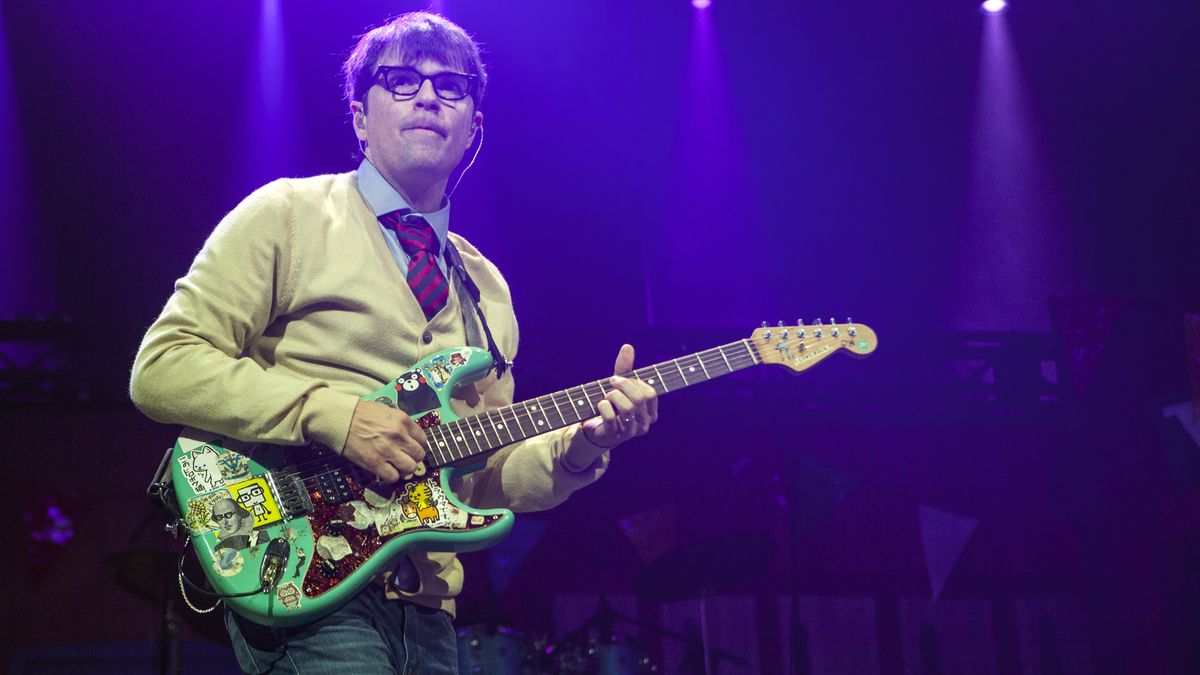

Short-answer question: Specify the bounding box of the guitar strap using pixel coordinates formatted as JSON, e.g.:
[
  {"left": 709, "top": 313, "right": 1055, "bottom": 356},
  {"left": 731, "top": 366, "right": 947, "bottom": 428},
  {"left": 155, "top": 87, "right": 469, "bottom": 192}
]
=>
[{"left": 444, "top": 239, "right": 511, "bottom": 379}]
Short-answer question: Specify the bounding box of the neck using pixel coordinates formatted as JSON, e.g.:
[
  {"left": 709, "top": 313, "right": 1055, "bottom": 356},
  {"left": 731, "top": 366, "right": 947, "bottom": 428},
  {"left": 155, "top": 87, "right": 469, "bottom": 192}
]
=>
[{"left": 367, "top": 152, "right": 447, "bottom": 212}]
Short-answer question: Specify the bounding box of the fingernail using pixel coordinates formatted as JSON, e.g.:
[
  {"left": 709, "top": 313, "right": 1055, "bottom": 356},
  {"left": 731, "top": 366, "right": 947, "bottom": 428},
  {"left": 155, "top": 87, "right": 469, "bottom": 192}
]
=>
[{"left": 612, "top": 375, "right": 625, "bottom": 384}]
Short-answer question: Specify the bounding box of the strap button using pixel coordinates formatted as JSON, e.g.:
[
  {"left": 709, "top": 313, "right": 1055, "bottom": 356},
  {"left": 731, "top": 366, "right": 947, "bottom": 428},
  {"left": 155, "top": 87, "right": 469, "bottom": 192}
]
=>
[{"left": 422, "top": 331, "right": 433, "bottom": 344}]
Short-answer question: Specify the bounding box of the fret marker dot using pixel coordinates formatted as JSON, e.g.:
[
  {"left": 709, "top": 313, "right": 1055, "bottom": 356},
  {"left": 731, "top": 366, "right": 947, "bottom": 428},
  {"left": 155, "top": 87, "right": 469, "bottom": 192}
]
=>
[
  {"left": 648, "top": 378, "right": 656, "bottom": 385},
  {"left": 576, "top": 400, "right": 584, "bottom": 406},
  {"left": 437, "top": 441, "right": 446, "bottom": 447},
  {"left": 530, "top": 405, "right": 538, "bottom": 411},
  {"left": 537, "top": 420, "right": 544, "bottom": 426},
  {"left": 474, "top": 431, "right": 482, "bottom": 436},
  {"left": 497, "top": 424, "right": 505, "bottom": 429},
  {"left": 689, "top": 367, "right": 696, "bottom": 372},
  {"left": 455, "top": 436, "right": 462, "bottom": 442}
]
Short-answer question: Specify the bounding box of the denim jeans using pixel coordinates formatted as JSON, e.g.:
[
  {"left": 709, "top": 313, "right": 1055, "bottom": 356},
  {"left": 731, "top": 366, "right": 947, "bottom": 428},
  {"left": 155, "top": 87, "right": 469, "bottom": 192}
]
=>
[{"left": 225, "top": 588, "right": 458, "bottom": 674}]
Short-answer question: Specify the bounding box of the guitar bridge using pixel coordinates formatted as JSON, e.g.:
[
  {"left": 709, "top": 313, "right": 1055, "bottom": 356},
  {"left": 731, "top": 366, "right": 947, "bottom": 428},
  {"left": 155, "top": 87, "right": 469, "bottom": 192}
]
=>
[{"left": 271, "top": 471, "right": 314, "bottom": 519}]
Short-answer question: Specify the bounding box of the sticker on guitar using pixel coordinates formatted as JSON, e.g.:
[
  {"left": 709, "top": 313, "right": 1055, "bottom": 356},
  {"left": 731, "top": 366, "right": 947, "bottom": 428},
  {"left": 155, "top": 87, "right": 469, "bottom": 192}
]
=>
[
  {"left": 178, "top": 445, "right": 223, "bottom": 494},
  {"left": 340, "top": 478, "right": 467, "bottom": 537},
  {"left": 227, "top": 477, "right": 284, "bottom": 528}
]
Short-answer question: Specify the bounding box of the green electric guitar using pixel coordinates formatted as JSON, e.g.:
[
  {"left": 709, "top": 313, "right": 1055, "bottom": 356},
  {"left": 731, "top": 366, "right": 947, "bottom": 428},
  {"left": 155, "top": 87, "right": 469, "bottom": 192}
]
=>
[{"left": 169, "top": 320, "right": 877, "bottom": 626}]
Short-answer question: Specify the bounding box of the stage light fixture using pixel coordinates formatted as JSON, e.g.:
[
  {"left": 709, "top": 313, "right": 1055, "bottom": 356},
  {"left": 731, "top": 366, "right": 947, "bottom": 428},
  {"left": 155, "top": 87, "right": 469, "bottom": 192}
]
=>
[
  {"left": 692, "top": 0, "right": 712, "bottom": 9},
  {"left": 981, "top": 0, "right": 1008, "bottom": 13}
]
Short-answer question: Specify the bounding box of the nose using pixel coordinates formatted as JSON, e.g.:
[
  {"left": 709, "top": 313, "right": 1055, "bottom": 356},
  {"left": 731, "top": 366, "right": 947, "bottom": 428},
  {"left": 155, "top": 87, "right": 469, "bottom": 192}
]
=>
[{"left": 413, "top": 77, "right": 441, "bottom": 110}]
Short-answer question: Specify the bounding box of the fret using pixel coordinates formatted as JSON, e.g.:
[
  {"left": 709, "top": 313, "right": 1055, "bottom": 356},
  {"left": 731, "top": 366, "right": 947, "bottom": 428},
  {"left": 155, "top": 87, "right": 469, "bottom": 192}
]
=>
[
  {"left": 650, "top": 364, "right": 668, "bottom": 393},
  {"left": 507, "top": 403, "right": 531, "bottom": 440},
  {"left": 674, "top": 358, "right": 688, "bottom": 386},
  {"left": 717, "top": 346, "right": 733, "bottom": 373},
  {"left": 528, "top": 397, "right": 553, "bottom": 433},
  {"left": 487, "top": 408, "right": 515, "bottom": 444},
  {"left": 445, "top": 421, "right": 468, "bottom": 458},
  {"left": 696, "top": 352, "right": 711, "bottom": 379},
  {"left": 549, "top": 390, "right": 568, "bottom": 425},
  {"left": 451, "top": 418, "right": 481, "bottom": 457},
  {"left": 469, "top": 413, "right": 495, "bottom": 453},
  {"left": 425, "top": 437, "right": 447, "bottom": 467},
  {"left": 499, "top": 407, "right": 519, "bottom": 443},
  {"left": 572, "top": 385, "right": 597, "bottom": 417},
  {"left": 742, "top": 338, "right": 761, "bottom": 365},
  {"left": 459, "top": 417, "right": 485, "bottom": 456},
  {"left": 442, "top": 424, "right": 466, "bottom": 461},
  {"left": 428, "top": 425, "right": 454, "bottom": 461}
]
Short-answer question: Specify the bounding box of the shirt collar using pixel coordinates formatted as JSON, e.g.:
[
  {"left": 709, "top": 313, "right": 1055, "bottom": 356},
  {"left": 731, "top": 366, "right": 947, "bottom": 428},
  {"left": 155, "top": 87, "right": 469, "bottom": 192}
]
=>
[{"left": 355, "top": 158, "right": 451, "bottom": 251}]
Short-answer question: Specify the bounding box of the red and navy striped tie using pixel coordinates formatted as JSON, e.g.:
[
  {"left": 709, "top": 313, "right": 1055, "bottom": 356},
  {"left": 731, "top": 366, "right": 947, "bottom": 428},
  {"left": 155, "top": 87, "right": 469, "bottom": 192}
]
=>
[{"left": 380, "top": 210, "right": 449, "bottom": 321}]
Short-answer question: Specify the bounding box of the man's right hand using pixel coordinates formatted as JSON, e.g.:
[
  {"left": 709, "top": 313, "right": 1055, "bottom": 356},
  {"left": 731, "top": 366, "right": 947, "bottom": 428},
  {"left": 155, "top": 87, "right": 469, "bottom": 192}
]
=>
[{"left": 342, "top": 400, "right": 428, "bottom": 482}]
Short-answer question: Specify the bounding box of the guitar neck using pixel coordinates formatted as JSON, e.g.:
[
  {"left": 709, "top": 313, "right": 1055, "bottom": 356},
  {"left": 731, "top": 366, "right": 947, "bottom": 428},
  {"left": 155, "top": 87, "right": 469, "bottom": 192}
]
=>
[{"left": 425, "top": 339, "right": 762, "bottom": 468}]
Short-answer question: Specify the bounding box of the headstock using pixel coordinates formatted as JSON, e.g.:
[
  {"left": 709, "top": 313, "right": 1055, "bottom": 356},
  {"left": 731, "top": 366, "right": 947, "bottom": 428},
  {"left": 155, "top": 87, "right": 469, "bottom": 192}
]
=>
[{"left": 750, "top": 318, "right": 878, "bottom": 373}]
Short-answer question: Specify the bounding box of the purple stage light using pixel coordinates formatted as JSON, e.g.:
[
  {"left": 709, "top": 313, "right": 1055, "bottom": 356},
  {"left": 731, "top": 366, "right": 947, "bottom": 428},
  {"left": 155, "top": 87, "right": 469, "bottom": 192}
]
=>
[
  {"left": 981, "top": 0, "right": 1008, "bottom": 14},
  {"left": 692, "top": 0, "right": 712, "bottom": 9}
]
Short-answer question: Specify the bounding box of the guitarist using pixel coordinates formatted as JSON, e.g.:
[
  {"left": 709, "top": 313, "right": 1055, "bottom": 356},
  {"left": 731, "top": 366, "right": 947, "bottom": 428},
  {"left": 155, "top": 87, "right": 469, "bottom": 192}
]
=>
[{"left": 130, "top": 12, "right": 658, "bottom": 673}]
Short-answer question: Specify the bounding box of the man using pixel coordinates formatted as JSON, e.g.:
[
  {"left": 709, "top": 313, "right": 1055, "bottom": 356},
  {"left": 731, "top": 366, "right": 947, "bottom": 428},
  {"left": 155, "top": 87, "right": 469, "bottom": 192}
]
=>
[{"left": 130, "top": 12, "right": 658, "bottom": 673}]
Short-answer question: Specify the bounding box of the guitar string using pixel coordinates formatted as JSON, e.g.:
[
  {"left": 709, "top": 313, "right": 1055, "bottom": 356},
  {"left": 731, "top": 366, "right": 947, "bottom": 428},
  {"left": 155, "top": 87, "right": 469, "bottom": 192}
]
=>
[
  {"left": 275, "top": 357, "right": 763, "bottom": 490},
  {"left": 271, "top": 348, "right": 762, "bottom": 487},
  {"left": 268, "top": 347, "right": 762, "bottom": 486},
  {"left": 272, "top": 350, "right": 757, "bottom": 482}
]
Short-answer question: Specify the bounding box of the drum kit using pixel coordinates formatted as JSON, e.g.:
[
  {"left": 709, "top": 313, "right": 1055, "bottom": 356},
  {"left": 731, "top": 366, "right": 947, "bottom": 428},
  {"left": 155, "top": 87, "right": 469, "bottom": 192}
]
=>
[
  {"left": 457, "top": 532, "right": 773, "bottom": 674},
  {"left": 456, "top": 598, "right": 660, "bottom": 675}
]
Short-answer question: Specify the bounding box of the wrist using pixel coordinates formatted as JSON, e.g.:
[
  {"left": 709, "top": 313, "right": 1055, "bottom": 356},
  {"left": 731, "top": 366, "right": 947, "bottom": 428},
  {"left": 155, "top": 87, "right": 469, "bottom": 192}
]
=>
[
  {"left": 562, "top": 424, "right": 613, "bottom": 474},
  {"left": 580, "top": 422, "right": 619, "bottom": 450}
]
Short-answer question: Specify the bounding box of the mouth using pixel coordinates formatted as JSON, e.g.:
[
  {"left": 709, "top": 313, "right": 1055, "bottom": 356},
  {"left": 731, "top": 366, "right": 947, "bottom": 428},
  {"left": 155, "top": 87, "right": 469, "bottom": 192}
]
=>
[{"left": 403, "top": 124, "right": 447, "bottom": 138}]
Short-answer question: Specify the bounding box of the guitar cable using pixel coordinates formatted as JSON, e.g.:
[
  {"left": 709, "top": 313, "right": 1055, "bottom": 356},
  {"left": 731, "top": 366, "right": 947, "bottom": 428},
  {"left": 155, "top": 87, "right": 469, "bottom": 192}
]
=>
[{"left": 176, "top": 535, "right": 271, "bottom": 613}]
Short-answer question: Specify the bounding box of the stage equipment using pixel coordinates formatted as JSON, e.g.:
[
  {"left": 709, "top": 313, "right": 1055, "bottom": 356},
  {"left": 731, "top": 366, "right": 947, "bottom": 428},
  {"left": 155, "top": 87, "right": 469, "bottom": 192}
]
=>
[
  {"left": 549, "top": 596, "right": 659, "bottom": 674},
  {"left": 634, "top": 534, "right": 766, "bottom": 674},
  {"left": 0, "top": 314, "right": 78, "bottom": 403}
]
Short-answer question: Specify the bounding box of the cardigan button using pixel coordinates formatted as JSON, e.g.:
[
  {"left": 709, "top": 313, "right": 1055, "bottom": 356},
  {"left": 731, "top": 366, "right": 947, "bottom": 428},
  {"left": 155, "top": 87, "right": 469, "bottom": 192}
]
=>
[{"left": 422, "top": 331, "right": 433, "bottom": 344}]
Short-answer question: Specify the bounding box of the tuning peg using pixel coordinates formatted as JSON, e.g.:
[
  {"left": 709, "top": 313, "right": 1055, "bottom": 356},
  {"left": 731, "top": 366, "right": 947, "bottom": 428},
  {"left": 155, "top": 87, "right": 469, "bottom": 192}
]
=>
[
  {"left": 832, "top": 326, "right": 840, "bottom": 337},
  {"left": 814, "top": 318, "right": 822, "bottom": 325},
  {"left": 761, "top": 321, "right": 771, "bottom": 340},
  {"left": 829, "top": 317, "right": 835, "bottom": 326},
  {"left": 846, "top": 317, "right": 853, "bottom": 324},
  {"left": 797, "top": 318, "right": 804, "bottom": 326}
]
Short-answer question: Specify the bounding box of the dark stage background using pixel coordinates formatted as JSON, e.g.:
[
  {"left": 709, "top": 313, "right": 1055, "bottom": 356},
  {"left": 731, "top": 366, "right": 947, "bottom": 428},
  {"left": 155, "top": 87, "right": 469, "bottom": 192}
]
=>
[{"left": 1, "top": 0, "right": 1198, "bottom": 673}]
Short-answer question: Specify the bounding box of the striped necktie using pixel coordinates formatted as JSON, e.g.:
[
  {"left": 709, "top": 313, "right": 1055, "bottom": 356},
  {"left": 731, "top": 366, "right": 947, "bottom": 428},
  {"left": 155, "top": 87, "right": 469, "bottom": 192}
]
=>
[{"left": 380, "top": 210, "right": 449, "bottom": 321}]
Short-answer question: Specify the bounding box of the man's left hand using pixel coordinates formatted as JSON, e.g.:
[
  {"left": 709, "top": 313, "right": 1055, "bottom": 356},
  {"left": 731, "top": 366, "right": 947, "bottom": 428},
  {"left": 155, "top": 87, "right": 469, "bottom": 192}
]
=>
[{"left": 579, "top": 343, "right": 659, "bottom": 450}]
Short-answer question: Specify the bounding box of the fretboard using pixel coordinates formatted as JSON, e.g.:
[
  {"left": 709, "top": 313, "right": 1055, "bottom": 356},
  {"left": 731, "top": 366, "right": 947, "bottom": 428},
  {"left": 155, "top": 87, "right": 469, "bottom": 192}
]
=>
[{"left": 425, "top": 339, "right": 762, "bottom": 468}]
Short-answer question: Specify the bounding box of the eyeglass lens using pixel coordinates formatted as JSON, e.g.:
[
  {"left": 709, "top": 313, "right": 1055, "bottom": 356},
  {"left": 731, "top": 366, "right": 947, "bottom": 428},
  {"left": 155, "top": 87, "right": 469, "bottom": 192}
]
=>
[{"left": 380, "top": 68, "right": 471, "bottom": 101}]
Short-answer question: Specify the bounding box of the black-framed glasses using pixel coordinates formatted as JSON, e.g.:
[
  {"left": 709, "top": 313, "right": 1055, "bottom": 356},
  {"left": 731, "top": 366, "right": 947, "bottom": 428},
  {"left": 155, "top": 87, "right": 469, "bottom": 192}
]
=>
[{"left": 373, "top": 66, "right": 477, "bottom": 102}]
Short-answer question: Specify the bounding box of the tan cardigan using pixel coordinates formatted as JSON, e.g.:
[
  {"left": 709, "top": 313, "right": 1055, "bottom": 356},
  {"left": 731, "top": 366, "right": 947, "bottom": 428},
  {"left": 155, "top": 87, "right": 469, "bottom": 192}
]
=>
[{"left": 131, "top": 172, "right": 608, "bottom": 615}]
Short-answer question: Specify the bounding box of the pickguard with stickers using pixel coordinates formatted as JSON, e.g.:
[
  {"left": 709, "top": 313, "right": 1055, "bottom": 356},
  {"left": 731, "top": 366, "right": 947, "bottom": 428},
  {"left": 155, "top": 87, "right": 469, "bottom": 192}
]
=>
[{"left": 169, "top": 321, "right": 877, "bottom": 626}]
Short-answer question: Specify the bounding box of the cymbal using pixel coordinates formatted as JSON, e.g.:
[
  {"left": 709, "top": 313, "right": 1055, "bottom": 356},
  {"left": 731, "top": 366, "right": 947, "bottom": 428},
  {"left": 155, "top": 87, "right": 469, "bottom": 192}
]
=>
[{"left": 633, "top": 532, "right": 776, "bottom": 602}]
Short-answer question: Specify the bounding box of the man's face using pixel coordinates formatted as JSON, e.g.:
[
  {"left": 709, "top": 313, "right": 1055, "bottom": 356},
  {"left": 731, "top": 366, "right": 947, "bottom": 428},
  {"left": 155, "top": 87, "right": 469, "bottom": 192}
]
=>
[
  {"left": 212, "top": 500, "right": 250, "bottom": 537},
  {"left": 355, "top": 57, "right": 483, "bottom": 190}
]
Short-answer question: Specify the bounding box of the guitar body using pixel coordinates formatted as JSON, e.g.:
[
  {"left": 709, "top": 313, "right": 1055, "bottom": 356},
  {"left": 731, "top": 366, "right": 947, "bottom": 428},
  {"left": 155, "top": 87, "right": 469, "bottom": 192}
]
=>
[{"left": 170, "top": 346, "right": 513, "bottom": 627}]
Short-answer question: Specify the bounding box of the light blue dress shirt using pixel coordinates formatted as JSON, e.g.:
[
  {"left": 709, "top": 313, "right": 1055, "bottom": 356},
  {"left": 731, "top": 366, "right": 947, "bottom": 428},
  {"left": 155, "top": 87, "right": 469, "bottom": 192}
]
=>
[{"left": 355, "top": 158, "right": 452, "bottom": 278}]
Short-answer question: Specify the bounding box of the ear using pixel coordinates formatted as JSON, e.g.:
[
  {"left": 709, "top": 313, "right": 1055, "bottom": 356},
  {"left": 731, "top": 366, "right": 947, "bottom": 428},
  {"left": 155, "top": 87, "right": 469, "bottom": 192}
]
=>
[
  {"left": 470, "top": 110, "right": 484, "bottom": 138},
  {"left": 351, "top": 102, "right": 367, "bottom": 140}
]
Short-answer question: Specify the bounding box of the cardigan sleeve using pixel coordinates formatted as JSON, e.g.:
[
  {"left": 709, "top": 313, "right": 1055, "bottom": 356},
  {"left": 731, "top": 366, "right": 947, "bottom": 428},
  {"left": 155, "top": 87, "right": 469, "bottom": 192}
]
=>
[
  {"left": 129, "top": 180, "right": 360, "bottom": 450},
  {"left": 451, "top": 371, "right": 612, "bottom": 513}
]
